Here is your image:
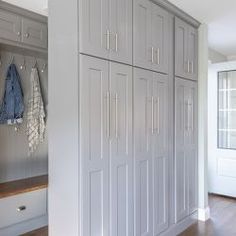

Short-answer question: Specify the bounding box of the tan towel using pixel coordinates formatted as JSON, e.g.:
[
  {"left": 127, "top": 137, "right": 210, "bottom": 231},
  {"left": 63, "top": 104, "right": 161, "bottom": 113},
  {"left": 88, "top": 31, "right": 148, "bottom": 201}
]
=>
[{"left": 27, "top": 68, "right": 46, "bottom": 155}]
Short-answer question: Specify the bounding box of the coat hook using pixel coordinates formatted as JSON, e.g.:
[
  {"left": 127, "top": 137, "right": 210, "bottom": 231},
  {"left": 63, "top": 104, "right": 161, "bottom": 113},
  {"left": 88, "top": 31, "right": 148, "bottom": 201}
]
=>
[
  {"left": 41, "top": 63, "right": 47, "bottom": 73},
  {"left": 20, "top": 57, "right": 26, "bottom": 70}
]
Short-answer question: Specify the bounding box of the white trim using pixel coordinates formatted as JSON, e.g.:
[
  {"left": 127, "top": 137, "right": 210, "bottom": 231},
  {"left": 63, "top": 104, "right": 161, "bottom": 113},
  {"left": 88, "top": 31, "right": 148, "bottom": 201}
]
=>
[
  {"left": 198, "top": 207, "right": 210, "bottom": 222},
  {"left": 0, "top": 215, "right": 48, "bottom": 236},
  {"left": 159, "top": 211, "right": 198, "bottom": 236}
]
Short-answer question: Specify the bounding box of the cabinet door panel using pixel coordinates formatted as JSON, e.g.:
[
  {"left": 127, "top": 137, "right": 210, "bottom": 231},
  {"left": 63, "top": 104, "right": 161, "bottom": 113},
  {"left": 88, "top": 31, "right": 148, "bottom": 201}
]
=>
[
  {"left": 152, "top": 74, "right": 169, "bottom": 234},
  {"left": 22, "top": 18, "right": 47, "bottom": 49},
  {"left": 134, "top": 68, "right": 153, "bottom": 236},
  {"left": 151, "top": 4, "right": 169, "bottom": 74},
  {"left": 80, "top": 55, "right": 109, "bottom": 236},
  {"left": 175, "top": 78, "right": 188, "bottom": 222},
  {"left": 110, "top": 63, "right": 133, "bottom": 236},
  {"left": 79, "top": 0, "right": 109, "bottom": 59},
  {"left": 175, "top": 17, "right": 188, "bottom": 79},
  {"left": 133, "top": 0, "right": 152, "bottom": 70},
  {"left": 110, "top": 0, "right": 132, "bottom": 64},
  {"left": 0, "top": 10, "right": 21, "bottom": 42},
  {"left": 188, "top": 27, "right": 198, "bottom": 80}
]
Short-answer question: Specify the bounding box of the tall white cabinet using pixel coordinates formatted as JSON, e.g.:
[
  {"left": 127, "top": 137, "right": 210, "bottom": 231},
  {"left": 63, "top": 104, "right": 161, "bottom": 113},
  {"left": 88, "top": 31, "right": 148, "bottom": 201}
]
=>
[{"left": 53, "top": 0, "right": 201, "bottom": 236}]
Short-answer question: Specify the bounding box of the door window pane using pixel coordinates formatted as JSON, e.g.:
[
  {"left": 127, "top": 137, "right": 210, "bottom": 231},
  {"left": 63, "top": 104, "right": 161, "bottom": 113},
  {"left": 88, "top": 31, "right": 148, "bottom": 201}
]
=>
[{"left": 218, "top": 70, "right": 236, "bottom": 149}]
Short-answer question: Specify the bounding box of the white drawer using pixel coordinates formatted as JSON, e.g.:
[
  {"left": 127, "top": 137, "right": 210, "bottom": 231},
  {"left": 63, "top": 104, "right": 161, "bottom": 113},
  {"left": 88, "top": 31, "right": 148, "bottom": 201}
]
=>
[{"left": 0, "top": 189, "right": 47, "bottom": 229}]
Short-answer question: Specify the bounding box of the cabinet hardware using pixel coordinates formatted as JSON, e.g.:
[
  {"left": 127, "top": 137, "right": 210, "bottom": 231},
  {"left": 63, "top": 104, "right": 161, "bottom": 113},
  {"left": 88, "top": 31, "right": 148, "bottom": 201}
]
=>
[
  {"left": 17, "top": 206, "right": 26, "bottom": 212},
  {"left": 191, "top": 61, "right": 194, "bottom": 74},
  {"left": 157, "top": 97, "right": 160, "bottom": 134},
  {"left": 156, "top": 48, "right": 160, "bottom": 65},
  {"left": 151, "top": 96, "right": 154, "bottom": 134},
  {"left": 115, "top": 33, "right": 118, "bottom": 52},
  {"left": 24, "top": 33, "right": 29, "bottom": 38},
  {"left": 115, "top": 93, "right": 118, "bottom": 138},
  {"left": 151, "top": 47, "right": 154, "bottom": 63},
  {"left": 187, "top": 60, "right": 190, "bottom": 73},
  {"left": 105, "top": 30, "right": 110, "bottom": 50},
  {"left": 17, "top": 31, "right": 21, "bottom": 36},
  {"left": 106, "top": 91, "right": 110, "bottom": 138}
]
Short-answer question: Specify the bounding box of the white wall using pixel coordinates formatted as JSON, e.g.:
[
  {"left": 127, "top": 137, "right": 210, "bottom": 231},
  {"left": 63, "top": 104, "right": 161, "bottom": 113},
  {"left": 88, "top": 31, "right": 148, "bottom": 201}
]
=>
[
  {"left": 209, "top": 48, "right": 227, "bottom": 64},
  {"left": 208, "top": 61, "right": 236, "bottom": 197}
]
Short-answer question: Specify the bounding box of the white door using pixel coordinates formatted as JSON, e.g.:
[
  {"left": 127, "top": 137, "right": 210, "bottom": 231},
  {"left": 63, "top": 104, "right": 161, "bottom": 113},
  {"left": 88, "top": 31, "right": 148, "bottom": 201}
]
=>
[
  {"left": 175, "top": 78, "right": 189, "bottom": 222},
  {"left": 80, "top": 55, "right": 109, "bottom": 236},
  {"left": 175, "top": 17, "right": 188, "bottom": 79},
  {"left": 134, "top": 68, "right": 153, "bottom": 236},
  {"left": 133, "top": 0, "right": 152, "bottom": 70},
  {"left": 109, "top": 0, "right": 132, "bottom": 64},
  {"left": 151, "top": 4, "right": 169, "bottom": 74},
  {"left": 79, "top": 0, "right": 109, "bottom": 59},
  {"left": 209, "top": 64, "right": 236, "bottom": 198},
  {"left": 187, "top": 81, "right": 198, "bottom": 214},
  {"left": 109, "top": 62, "right": 133, "bottom": 236},
  {"left": 152, "top": 73, "right": 169, "bottom": 235}
]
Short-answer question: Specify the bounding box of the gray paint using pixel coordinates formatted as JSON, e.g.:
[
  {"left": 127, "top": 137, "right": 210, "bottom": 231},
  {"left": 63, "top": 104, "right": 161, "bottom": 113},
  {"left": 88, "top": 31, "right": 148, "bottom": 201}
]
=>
[
  {"left": 0, "top": 49, "right": 48, "bottom": 183},
  {"left": 48, "top": 0, "right": 79, "bottom": 235}
]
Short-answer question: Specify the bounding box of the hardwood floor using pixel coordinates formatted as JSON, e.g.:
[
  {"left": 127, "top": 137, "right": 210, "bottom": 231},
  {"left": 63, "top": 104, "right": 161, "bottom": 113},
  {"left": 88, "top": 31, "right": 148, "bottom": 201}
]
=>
[
  {"left": 179, "top": 194, "right": 236, "bottom": 236},
  {"left": 21, "top": 226, "right": 48, "bottom": 236},
  {"left": 20, "top": 195, "right": 236, "bottom": 236}
]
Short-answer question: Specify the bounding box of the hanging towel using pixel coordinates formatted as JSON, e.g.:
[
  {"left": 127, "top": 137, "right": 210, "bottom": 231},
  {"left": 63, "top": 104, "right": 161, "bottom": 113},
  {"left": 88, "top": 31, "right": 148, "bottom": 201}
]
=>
[
  {"left": 0, "top": 64, "right": 24, "bottom": 125},
  {"left": 27, "top": 67, "right": 46, "bottom": 155}
]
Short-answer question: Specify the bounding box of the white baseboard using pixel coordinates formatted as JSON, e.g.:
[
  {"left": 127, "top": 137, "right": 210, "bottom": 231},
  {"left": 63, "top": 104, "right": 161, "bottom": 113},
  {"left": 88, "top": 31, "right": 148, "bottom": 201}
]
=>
[
  {"left": 160, "top": 211, "right": 198, "bottom": 236},
  {"left": 0, "top": 215, "right": 48, "bottom": 236},
  {"left": 198, "top": 207, "right": 210, "bottom": 221}
]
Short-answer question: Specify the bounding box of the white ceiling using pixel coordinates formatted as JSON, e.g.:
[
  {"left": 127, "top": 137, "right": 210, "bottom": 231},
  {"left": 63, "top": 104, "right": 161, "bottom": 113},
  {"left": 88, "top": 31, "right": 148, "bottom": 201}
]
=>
[
  {"left": 168, "top": 0, "right": 236, "bottom": 57},
  {"left": 2, "top": 0, "right": 48, "bottom": 16}
]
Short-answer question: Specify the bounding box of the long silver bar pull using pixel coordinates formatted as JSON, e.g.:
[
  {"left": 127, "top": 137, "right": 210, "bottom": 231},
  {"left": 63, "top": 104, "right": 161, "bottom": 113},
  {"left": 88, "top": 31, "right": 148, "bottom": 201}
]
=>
[
  {"left": 115, "top": 33, "right": 118, "bottom": 52},
  {"left": 115, "top": 93, "right": 118, "bottom": 138},
  {"left": 151, "top": 47, "right": 154, "bottom": 63},
  {"left": 151, "top": 96, "right": 154, "bottom": 134},
  {"left": 157, "top": 48, "right": 160, "bottom": 65},
  {"left": 157, "top": 97, "right": 160, "bottom": 134},
  {"left": 106, "top": 30, "right": 110, "bottom": 50},
  {"left": 106, "top": 91, "right": 110, "bottom": 138}
]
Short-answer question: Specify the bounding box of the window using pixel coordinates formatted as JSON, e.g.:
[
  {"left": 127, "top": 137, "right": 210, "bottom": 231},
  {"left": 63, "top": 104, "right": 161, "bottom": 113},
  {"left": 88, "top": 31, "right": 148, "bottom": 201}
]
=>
[{"left": 218, "top": 70, "right": 236, "bottom": 149}]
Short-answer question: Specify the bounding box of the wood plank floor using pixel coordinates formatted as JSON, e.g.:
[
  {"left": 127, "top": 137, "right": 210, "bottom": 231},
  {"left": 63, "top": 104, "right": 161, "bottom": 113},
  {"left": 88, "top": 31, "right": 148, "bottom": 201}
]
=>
[
  {"left": 179, "top": 194, "right": 236, "bottom": 236},
  {"left": 21, "top": 195, "right": 236, "bottom": 236},
  {"left": 21, "top": 226, "right": 48, "bottom": 236}
]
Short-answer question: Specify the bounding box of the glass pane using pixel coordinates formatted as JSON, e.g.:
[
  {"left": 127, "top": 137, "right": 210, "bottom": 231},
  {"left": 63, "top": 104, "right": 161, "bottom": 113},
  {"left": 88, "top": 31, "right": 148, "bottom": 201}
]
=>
[{"left": 218, "top": 70, "right": 236, "bottom": 149}]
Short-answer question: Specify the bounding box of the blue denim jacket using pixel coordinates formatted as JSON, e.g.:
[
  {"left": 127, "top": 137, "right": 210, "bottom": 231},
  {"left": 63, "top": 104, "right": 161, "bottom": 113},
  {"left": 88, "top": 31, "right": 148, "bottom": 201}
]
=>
[{"left": 0, "top": 64, "right": 24, "bottom": 124}]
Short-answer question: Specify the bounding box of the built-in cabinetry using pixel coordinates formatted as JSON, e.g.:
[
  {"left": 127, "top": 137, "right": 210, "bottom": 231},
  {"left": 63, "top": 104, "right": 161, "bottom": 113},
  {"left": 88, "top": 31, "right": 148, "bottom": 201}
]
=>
[
  {"left": 0, "top": 8, "right": 47, "bottom": 50},
  {"left": 80, "top": 55, "right": 133, "bottom": 236},
  {"left": 134, "top": 68, "right": 169, "bottom": 236},
  {"left": 79, "top": 0, "right": 132, "bottom": 64},
  {"left": 175, "top": 17, "right": 198, "bottom": 81},
  {"left": 76, "top": 0, "right": 199, "bottom": 235},
  {"left": 175, "top": 78, "right": 198, "bottom": 222},
  {"left": 134, "top": 0, "right": 169, "bottom": 74}
]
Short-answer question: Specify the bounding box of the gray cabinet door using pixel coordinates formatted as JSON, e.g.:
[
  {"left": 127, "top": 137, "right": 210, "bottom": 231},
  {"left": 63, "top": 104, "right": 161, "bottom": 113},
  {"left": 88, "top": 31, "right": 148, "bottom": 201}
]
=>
[
  {"left": 0, "top": 9, "right": 21, "bottom": 42},
  {"left": 109, "top": 0, "right": 132, "bottom": 64},
  {"left": 133, "top": 0, "right": 152, "bottom": 70},
  {"left": 187, "top": 81, "right": 198, "bottom": 214},
  {"left": 151, "top": 4, "right": 169, "bottom": 74},
  {"left": 80, "top": 55, "right": 109, "bottom": 236},
  {"left": 134, "top": 68, "right": 153, "bottom": 236},
  {"left": 110, "top": 62, "right": 133, "bottom": 236},
  {"left": 175, "top": 17, "right": 189, "bottom": 79},
  {"left": 22, "top": 18, "right": 47, "bottom": 49},
  {"left": 175, "top": 77, "right": 189, "bottom": 222},
  {"left": 188, "top": 27, "right": 198, "bottom": 81},
  {"left": 79, "top": 0, "right": 109, "bottom": 59},
  {"left": 152, "top": 72, "right": 169, "bottom": 235}
]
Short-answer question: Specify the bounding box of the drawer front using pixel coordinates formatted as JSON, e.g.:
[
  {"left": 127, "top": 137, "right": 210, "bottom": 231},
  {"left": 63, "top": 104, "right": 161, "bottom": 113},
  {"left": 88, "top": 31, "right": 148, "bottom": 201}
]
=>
[
  {"left": 0, "top": 9, "right": 21, "bottom": 42},
  {"left": 22, "top": 18, "right": 47, "bottom": 49},
  {"left": 0, "top": 189, "right": 47, "bottom": 229}
]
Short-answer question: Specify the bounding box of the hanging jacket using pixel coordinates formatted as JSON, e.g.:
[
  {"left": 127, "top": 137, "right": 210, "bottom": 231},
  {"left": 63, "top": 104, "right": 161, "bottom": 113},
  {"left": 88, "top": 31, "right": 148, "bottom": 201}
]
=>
[
  {"left": 0, "top": 64, "right": 24, "bottom": 124},
  {"left": 27, "top": 67, "right": 46, "bottom": 155}
]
